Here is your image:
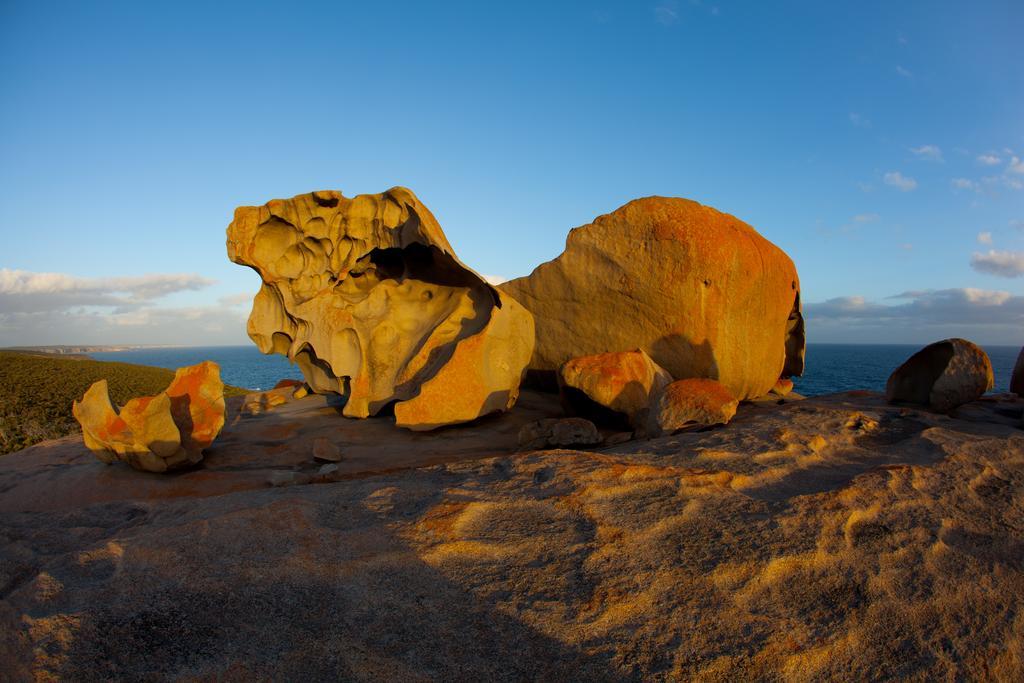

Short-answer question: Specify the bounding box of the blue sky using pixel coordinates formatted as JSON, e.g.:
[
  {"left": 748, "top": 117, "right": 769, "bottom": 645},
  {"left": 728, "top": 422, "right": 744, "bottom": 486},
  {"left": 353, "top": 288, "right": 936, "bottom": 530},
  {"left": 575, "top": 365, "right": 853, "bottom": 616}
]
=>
[{"left": 1, "top": 0, "right": 1022, "bottom": 345}]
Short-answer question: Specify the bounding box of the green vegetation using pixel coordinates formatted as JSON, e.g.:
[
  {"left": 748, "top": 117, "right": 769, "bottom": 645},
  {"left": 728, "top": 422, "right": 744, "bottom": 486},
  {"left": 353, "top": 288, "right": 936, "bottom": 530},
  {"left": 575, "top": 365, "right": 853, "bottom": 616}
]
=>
[{"left": 0, "top": 351, "right": 246, "bottom": 455}]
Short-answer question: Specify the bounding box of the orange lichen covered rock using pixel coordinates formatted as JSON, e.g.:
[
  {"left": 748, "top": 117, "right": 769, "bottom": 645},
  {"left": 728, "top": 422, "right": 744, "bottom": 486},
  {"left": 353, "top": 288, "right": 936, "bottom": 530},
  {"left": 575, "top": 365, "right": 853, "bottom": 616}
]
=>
[
  {"left": 649, "top": 378, "right": 739, "bottom": 434},
  {"left": 500, "top": 197, "right": 803, "bottom": 399},
  {"left": 72, "top": 361, "right": 225, "bottom": 472},
  {"left": 227, "top": 188, "right": 534, "bottom": 430},
  {"left": 770, "top": 378, "right": 795, "bottom": 397},
  {"left": 886, "top": 338, "right": 994, "bottom": 412},
  {"left": 558, "top": 349, "right": 672, "bottom": 428}
]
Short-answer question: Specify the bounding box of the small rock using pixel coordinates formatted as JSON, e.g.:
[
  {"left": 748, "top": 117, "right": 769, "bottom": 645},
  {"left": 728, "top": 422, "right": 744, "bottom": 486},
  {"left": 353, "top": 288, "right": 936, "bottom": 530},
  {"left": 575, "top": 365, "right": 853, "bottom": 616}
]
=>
[
  {"left": 770, "top": 378, "right": 794, "bottom": 397},
  {"left": 886, "top": 338, "right": 994, "bottom": 412},
  {"left": 267, "top": 471, "right": 311, "bottom": 487},
  {"left": 558, "top": 349, "right": 672, "bottom": 428},
  {"left": 649, "top": 378, "right": 739, "bottom": 435},
  {"left": 274, "top": 379, "right": 305, "bottom": 390},
  {"left": 318, "top": 463, "right": 339, "bottom": 476},
  {"left": 312, "top": 438, "right": 343, "bottom": 462},
  {"left": 292, "top": 385, "right": 310, "bottom": 399},
  {"left": 604, "top": 432, "right": 634, "bottom": 446},
  {"left": 244, "top": 388, "right": 290, "bottom": 415},
  {"left": 518, "top": 418, "right": 602, "bottom": 450}
]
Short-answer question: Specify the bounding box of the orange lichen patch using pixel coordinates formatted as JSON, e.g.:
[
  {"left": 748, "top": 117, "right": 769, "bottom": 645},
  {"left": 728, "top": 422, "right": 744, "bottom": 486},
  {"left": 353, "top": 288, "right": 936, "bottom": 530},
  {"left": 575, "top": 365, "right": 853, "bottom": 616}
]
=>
[
  {"left": 72, "top": 361, "right": 225, "bottom": 473},
  {"left": 558, "top": 349, "right": 672, "bottom": 427},
  {"left": 651, "top": 378, "right": 739, "bottom": 434},
  {"left": 226, "top": 187, "right": 535, "bottom": 430}
]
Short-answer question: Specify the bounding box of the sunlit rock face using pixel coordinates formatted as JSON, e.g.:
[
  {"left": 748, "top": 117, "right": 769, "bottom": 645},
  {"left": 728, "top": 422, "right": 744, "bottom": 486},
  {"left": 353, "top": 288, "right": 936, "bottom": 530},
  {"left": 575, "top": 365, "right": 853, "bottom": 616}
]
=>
[
  {"left": 226, "top": 188, "right": 535, "bottom": 430},
  {"left": 500, "top": 196, "right": 804, "bottom": 400},
  {"left": 71, "top": 361, "right": 225, "bottom": 472},
  {"left": 885, "top": 338, "right": 994, "bottom": 412}
]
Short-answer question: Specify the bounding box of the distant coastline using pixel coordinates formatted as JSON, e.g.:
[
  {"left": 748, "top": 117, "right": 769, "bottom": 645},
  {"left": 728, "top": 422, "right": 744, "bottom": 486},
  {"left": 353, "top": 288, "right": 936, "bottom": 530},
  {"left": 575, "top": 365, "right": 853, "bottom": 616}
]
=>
[{"left": 1, "top": 344, "right": 185, "bottom": 355}]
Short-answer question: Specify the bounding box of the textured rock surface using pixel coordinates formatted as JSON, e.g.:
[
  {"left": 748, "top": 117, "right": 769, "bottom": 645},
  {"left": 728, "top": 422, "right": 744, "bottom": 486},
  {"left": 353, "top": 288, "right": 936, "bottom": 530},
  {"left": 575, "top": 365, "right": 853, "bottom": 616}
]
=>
[
  {"left": 1012, "top": 346, "right": 1024, "bottom": 396},
  {"left": 886, "top": 338, "right": 994, "bottom": 412},
  {"left": 500, "top": 197, "right": 803, "bottom": 399},
  {"left": 3, "top": 392, "right": 1023, "bottom": 680},
  {"left": 650, "top": 378, "right": 739, "bottom": 434},
  {"left": 558, "top": 349, "right": 672, "bottom": 428},
  {"left": 518, "top": 417, "right": 602, "bottom": 450},
  {"left": 227, "top": 188, "right": 534, "bottom": 430},
  {"left": 71, "top": 361, "right": 225, "bottom": 472}
]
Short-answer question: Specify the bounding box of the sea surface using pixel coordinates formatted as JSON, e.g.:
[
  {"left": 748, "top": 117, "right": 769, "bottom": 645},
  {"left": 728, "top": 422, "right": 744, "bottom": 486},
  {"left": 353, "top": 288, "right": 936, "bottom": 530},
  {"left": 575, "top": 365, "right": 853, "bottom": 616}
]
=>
[{"left": 92, "top": 343, "right": 1021, "bottom": 396}]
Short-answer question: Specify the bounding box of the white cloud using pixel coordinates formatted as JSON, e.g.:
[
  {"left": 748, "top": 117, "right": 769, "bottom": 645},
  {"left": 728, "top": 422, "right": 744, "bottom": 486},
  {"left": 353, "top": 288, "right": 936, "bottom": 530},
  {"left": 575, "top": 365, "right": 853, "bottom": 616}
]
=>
[
  {"left": 0, "top": 269, "right": 214, "bottom": 313},
  {"left": 884, "top": 171, "right": 917, "bottom": 191},
  {"left": 951, "top": 178, "right": 978, "bottom": 191},
  {"left": 1009, "top": 156, "right": 1024, "bottom": 175},
  {"left": 910, "top": 145, "right": 943, "bottom": 162},
  {"left": 977, "top": 231, "right": 993, "bottom": 245},
  {"left": 895, "top": 65, "right": 913, "bottom": 78},
  {"left": 804, "top": 288, "right": 1024, "bottom": 343},
  {"left": 848, "top": 113, "right": 871, "bottom": 128},
  {"left": 970, "top": 250, "right": 1024, "bottom": 277},
  {"left": 0, "top": 268, "right": 244, "bottom": 346},
  {"left": 482, "top": 274, "right": 507, "bottom": 285},
  {"left": 977, "top": 154, "right": 1002, "bottom": 166},
  {"left": 654, "top": 1, "right": 679, "bottom": 25},
  {"left": 852, "top": 213, "right": 879, "bottom": 223},
  {"left": 218, "top": 292, "right": 255, "bottom": 307}
]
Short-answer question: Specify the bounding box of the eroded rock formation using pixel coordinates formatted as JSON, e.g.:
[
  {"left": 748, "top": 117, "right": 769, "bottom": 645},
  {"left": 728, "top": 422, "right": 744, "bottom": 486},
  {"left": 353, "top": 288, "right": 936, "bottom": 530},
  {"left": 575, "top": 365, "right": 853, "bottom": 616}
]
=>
[
  {"left": 499, "top": 196, "right": 804, "bottom": 400},
  {"left": 885, "top": 338, "right": 994, "bottom": 412},
  {"left": 1011, "top": 346, "right": 1024, "bottom": 396},
  {"left": 227, "top": 188, "right": 535, "bottom": 430},
  {"left": 71, "top": 361, "right": 225, "bottom": 472}
]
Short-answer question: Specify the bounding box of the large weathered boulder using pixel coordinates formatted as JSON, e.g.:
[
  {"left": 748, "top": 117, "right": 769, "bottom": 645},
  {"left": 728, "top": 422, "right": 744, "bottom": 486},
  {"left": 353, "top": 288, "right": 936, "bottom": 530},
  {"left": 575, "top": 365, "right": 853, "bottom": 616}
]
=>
[
  {"left": 885, "top": 338, "right": 994, "bottom": 412},
  {"left": 71, "top": 361, "right": 225, "bottom": 472},
  {"left": 499, "top": 197, "right": 803, "bottom": 400},
  {"left": 558, "top": 349, "right": 672, "bottom": 428},
  {"left": 648, "top": 378, "right": 739, "bottom": 435},
  {"left": 226, "top": 188, "right": 535, "bottom": 431},
  {"left": 1011, "top": 346, "right": 1024, "bottom": 395}
]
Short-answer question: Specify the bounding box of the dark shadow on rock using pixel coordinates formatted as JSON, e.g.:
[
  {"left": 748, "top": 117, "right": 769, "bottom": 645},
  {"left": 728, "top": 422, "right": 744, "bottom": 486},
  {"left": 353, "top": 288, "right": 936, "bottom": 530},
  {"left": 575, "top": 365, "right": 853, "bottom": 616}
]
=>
[{"left": 649, "top": 335, "right": 719, "bottom": 381}]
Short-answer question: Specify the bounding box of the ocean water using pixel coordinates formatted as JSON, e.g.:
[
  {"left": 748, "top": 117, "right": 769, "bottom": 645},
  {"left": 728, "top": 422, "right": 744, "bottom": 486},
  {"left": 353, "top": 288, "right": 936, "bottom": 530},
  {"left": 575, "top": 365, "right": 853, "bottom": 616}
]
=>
[
  {"left": 92, "top": 343, "right": 1022, "bottom": 396},
  {"left": 92, "top": 346, "right": 303, "bottom": 392}
]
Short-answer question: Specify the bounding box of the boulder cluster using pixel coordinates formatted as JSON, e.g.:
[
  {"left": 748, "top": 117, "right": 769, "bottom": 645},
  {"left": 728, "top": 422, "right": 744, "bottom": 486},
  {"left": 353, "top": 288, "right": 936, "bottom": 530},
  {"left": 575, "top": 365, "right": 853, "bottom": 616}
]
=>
[{"left": 226, "top": 188, "right": 805, "bottom": 432}]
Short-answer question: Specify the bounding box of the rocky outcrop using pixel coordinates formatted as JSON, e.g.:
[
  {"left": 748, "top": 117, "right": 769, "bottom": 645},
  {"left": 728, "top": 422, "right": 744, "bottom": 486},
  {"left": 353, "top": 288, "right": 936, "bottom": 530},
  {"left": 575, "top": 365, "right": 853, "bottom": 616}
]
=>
[
  {"left": 5, "top": 390, "right": 1023, "bottom": 680},
  {"left": 885, "top": 338, "right": 994, "bottom": 412},
  {"left": 499, "top": 196, "right": 803, "bottom": 399},
  {"left": 648, "top": 378, "right": 739, "bottom": 434},
  {"left": 71, "top": 361, "right": 225, "bottom": 472},
  {"left": 557, "top": 349, "right": 672, "bottom": 428},
  {"left": 1011, "top": 346, "right": 1024, "bottom": 396},
  {"left": 226, "top": 188, "right": 534, "bottom": 430}
]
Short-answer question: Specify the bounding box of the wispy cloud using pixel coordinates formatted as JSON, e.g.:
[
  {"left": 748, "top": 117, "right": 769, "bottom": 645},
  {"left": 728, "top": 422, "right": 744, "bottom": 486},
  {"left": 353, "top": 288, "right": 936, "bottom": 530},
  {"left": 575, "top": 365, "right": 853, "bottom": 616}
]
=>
[
  {"left": 883, "top": 171, "right": 917, "bottom": 191},
  {"left": 971, "top": 250, "right": 1024, "bottom": 278},
  {"left": 848, "top": 112, "right": 871, "bottom": 128},
  {"left": 654, "top": 1, "right": 679, "bottom": 25},
  {"left": 852, "top": 213, "right": 880, "bottom": 223},
  {"left": 910, "top": 145, "right": 943, "bottom": 162},
  {"left": 0, "top": 269, "right": 245, "bottom": 346},
  {"left": 977, "top": 154, "right": 1002, "bottom": 166},
  {"left": 0, "top": 269, "right": 214, "bottom": 313},
  {"left": 1009, "top": 156, "right": 1024, "bottom": 175},
  {"left": 895, "top": 65, "right": 913, "bottom": 78},
  {"left": 951, "top": 178, "right": 978, "bottom": 192},
  {"left": 804, "top": 288, "right": 1024, "bottom": 343},
  {"left": 977, "top": 231, "right": 993, "bottom": 245}
]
